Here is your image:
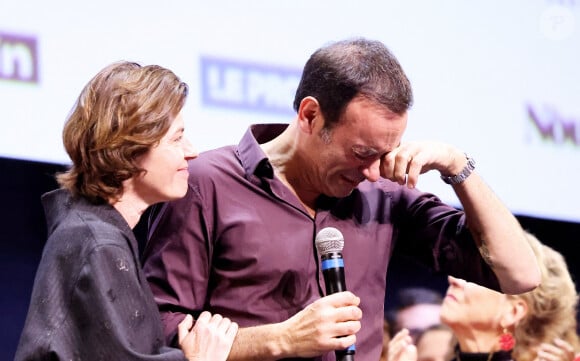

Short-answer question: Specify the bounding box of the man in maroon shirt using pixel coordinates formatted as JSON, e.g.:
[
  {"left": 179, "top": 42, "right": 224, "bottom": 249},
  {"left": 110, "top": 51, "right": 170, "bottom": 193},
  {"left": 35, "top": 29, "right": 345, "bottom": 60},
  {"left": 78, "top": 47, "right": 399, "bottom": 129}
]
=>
[{"left": 142, "top": 38, "right": 540, "bottom": 361}]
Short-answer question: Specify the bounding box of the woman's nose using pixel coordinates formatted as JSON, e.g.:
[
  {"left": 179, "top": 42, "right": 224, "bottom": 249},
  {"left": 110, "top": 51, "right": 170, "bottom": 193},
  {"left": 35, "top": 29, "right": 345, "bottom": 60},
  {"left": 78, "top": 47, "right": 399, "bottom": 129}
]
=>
[
  {"left": 182, "top": 137, "right": 198, "bottom": 160},
  {"left": 447, "top": 275, "right": 467, "bottom": 287}
]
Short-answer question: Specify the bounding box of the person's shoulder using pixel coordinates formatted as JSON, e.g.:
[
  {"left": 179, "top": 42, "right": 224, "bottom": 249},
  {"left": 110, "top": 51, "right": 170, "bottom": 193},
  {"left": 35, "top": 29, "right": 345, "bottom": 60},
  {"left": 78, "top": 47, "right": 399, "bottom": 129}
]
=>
[
  {"left": 38, "top": 206, "right": 131, "bottom": 284},
  {"left": 359, "top": 178, "right": 448, "bottom": 199},
  {"left": 355, "top": 179, "right": 453, "bottom": 213},
  {"left": 356, "top": 178, "right": 411, "bottom": 197},
  {"left": 188, "top": 145, "right": 246, "bottom": 182},
  {"left": 49, "top": 204, "right": 128, "bottom": 252},
  {"left": 189, "top": 145, "right": 236, "bottom": 170}
]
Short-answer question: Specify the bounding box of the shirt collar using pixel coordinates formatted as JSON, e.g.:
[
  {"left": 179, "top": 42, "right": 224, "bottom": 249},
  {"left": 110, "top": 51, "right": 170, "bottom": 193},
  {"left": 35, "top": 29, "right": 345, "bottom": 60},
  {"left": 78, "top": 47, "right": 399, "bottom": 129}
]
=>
[{"left": 237, "top": 123, "right": 289, "bottom": 179}]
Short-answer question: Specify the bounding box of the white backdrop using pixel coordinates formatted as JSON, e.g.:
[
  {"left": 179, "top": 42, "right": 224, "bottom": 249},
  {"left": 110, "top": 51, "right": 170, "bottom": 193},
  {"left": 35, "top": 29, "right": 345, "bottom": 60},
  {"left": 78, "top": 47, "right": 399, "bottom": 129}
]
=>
[{"left": 1, "top": 0, "right": 578, "bottom": 222}]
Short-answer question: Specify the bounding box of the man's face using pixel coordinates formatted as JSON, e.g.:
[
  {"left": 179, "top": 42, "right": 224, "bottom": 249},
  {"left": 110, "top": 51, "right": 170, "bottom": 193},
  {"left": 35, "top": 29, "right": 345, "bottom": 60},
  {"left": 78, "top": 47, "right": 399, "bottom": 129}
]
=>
[
  {"left": 306, "top": 96, "right": 408, "bottom": 198},
  {"left": 396, "top": 304, "right": 442, "bottom": 342}
]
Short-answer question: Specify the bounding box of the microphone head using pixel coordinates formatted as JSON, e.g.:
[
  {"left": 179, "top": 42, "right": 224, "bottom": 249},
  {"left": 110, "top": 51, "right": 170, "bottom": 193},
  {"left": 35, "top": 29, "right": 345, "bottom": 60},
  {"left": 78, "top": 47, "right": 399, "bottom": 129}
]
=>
[{"left": 315, "top": 227, "right": 344, "bottom": 255}]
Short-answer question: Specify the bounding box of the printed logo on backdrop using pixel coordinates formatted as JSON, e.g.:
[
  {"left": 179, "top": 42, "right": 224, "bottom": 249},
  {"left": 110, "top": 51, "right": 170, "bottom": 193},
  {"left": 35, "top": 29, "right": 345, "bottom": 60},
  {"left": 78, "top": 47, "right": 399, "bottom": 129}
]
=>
[
  {"left": 527, "top": 104, "right": 579, "bottom": 147},
  {"left": 200, "top": 56, "right": 301, "bottom": 116},
  {"left": 540, "top": 0, "right": 577, "bottom": 40},
  {"left": 0, "top": 31, "right": 39, "bottom": 83}
]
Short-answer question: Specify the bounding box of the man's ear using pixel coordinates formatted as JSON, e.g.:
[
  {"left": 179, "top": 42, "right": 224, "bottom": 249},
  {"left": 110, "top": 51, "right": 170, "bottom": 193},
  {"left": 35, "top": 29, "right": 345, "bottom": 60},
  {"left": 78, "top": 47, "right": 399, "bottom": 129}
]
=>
[{"left": 297, "top": 96, "right": 320, "bottom": 134}]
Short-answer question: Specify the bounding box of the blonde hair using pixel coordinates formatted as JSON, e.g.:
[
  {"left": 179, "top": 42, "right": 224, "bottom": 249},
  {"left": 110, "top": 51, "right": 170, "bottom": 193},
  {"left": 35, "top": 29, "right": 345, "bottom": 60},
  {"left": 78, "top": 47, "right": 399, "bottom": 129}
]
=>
[{"left": 511, "top": 233, "right": 579, "bottom": 361}]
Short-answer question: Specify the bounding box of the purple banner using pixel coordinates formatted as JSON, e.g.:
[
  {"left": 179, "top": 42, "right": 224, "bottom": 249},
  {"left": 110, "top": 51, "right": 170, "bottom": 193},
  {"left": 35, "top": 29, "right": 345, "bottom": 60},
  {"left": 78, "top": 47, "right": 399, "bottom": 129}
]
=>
[
  {"left": 527, "top": 103, "right": 579, "bottom": 146},
  {"left": 0, "top": 31, "right": 39, "bottom": 83},
  {"left": 200, "top": 56, "right": 301, "bottom": 116}
]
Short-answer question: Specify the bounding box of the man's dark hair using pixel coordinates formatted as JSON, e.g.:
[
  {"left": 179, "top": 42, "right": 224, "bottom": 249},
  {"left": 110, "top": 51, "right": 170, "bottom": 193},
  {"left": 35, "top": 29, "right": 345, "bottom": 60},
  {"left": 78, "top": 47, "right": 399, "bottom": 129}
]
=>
[
  {"left": 293, "top": 37, "right": 413, "bottom": 129},
  {"left": 396, "top": 287, "right": 443, "bottom": 310},
  {"left": 384, "top": 287, "right": 443, "bottom": 338}
]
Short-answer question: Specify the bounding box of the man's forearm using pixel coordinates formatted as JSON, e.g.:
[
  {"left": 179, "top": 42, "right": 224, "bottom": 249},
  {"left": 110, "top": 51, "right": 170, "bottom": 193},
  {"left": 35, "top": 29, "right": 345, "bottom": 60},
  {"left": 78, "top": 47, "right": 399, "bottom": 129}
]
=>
[
  {"left": 224, "top": 292, "right": 361, "bottom": 361},
  {"left": 226, "top": 323, "right": 288, "bottom": 361}
]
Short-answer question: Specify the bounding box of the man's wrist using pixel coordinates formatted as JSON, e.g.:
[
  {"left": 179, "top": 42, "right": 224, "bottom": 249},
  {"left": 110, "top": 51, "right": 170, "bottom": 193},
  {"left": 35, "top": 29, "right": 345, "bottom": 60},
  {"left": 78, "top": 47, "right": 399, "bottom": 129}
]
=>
[
  {"left": 440, "top": 154, "right": 476, "bottom": 185},
  {"left": 261, "top": 323, "right": 290, "bottom": 359}
]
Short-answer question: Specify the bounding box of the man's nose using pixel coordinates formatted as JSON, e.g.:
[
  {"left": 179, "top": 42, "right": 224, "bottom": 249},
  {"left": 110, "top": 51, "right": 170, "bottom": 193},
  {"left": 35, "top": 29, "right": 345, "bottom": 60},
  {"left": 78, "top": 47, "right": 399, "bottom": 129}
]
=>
[{"left": 360, "top": 158, "right": 381, "bottom": 182}]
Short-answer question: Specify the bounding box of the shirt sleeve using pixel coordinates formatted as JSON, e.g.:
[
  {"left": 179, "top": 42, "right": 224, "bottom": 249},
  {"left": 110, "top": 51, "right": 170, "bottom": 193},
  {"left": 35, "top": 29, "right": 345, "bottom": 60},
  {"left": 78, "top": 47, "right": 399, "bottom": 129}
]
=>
[
  {"left": 142, "top": 185, "right": 212, "bottom": 347},
  {"left": 392, "top": 188, "right": 501, "bottom": 291}
]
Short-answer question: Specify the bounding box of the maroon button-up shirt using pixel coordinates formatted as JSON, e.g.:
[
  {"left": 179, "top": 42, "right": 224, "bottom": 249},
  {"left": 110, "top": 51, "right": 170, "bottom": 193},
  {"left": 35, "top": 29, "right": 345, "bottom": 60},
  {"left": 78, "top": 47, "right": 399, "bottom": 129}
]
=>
[{"left": 142, "top": 124, "right": 499, "bottom": 361}]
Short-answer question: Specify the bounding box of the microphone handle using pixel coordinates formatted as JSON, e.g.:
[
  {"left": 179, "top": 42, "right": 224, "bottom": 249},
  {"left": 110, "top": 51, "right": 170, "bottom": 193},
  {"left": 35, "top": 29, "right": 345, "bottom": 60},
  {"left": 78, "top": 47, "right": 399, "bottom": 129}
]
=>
[
  {"left": 321, "top": 254, "right": 355, "bottom": 360},
  {"left": 323, "top": 266, "right": 347, "bottom": 294},
  {"left": 336, "top": 352, "right": 355, "bottom": 361},
  {"left": 321, "top": 254, "right": 347, "bottom": 295}
]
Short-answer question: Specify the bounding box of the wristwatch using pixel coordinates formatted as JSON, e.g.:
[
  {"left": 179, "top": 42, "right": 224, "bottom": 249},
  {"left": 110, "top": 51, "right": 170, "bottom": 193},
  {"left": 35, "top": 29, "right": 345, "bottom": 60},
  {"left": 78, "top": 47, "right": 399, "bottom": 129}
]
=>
[{"left": 440, "top": 154, "right": 476, "bottom": 185}]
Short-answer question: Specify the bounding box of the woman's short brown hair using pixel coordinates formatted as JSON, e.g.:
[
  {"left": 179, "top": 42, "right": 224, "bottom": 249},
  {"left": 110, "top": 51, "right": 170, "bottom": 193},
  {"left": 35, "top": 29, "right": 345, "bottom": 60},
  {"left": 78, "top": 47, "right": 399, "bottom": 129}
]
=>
[{"left": 57, "top": 61, "right": 188, "bottom": 204}]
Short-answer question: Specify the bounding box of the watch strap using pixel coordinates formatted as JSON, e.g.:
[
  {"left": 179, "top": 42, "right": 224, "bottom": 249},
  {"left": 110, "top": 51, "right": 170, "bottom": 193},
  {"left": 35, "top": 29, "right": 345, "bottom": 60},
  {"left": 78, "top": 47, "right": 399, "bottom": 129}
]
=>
[{"left": 440, "top": 154, "right": 476, "bottom": 185}]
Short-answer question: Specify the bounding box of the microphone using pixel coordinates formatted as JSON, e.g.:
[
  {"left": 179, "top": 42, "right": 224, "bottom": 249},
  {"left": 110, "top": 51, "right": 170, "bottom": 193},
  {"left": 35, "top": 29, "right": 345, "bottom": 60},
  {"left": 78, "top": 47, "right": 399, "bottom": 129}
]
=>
[{"left": 315, "top": 227, "right": 355, "bottom": 361}]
